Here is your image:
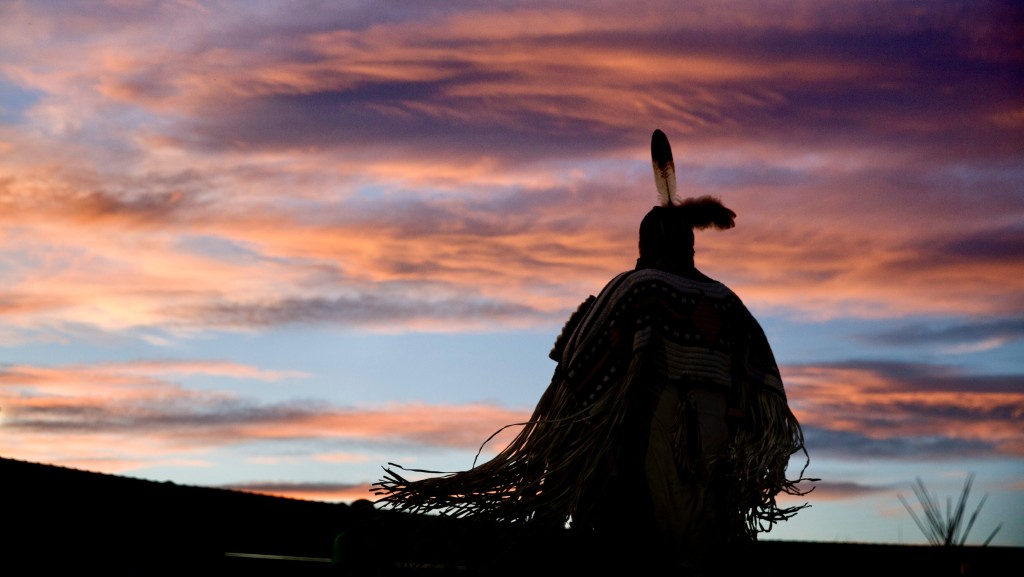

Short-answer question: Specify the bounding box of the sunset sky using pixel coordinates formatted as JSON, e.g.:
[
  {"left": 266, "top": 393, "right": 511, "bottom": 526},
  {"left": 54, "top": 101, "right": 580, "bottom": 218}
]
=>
[{"left": 1, "top": 0, "right": 1021, "bottom": 546}]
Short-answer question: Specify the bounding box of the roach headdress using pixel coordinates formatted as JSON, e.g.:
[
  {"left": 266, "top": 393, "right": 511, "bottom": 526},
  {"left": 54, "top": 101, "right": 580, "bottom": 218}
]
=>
[{"left": 639, "top": 129, "right": 736, "bottom": 267}]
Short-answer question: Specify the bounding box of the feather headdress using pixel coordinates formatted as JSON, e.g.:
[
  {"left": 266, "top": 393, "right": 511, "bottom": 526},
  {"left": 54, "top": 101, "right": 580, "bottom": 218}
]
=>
[
  {"left": 651, "top": 128, "right": 678, "bottom": 206},
  {"left": 650, "top": 129, "right": 735, "bottom": 230}
]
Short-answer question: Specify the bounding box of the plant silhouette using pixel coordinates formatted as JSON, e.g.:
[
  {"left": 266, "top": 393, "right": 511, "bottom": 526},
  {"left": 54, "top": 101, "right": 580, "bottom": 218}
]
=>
[{"left": 898, "top": 473, "right": 1002, "bottom": 547}]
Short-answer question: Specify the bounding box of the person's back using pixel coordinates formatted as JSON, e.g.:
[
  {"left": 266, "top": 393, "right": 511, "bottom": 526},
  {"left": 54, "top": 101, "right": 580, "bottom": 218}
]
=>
[{"left": 552, "top": 255, "right": 786, "bottom": 572}]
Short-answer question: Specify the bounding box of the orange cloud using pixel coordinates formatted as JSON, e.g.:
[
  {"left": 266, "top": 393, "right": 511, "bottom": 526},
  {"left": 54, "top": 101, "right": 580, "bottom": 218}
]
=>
[
  {"left": 224, "top": 481, "right": 377, "bottom": 503},
  {"left": 0, "top": 357, "right": 533, "bottom": 473},
  {"left": 785, "top": 362, "right": 1024, "bottom": 457},
  {"left": 1, "top": 0, "right": 1020, "bottom": 342}
]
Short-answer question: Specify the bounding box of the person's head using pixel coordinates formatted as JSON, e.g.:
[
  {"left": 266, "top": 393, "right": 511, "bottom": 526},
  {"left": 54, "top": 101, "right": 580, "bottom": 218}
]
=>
[{"left": 636, "top": 196, "right": 735, "bottom": 271}]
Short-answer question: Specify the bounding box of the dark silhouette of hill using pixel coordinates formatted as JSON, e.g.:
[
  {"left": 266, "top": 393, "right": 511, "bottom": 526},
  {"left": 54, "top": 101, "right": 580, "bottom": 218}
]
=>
[{"left": 3, "top": 456, "right": 1019, "bottom": 575}]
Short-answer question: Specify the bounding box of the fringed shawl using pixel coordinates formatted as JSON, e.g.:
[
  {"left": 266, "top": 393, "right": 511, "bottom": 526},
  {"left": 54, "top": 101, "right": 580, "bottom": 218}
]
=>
[{"left": 373, "top": 268, "right": 812, "bottom": 541}]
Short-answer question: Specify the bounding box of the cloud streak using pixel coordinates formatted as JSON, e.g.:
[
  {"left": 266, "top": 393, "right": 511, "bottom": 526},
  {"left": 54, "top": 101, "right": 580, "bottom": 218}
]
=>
[
  {"left": 862, "top": 317, "right": 1024, "bottom": 351},
  {"left": 785, "top": 360, "right": 1024, "bottom": 458},
  {"left": 0, "top": 358, "right": 531, "bottom": 470},
  {"left": 3, "top": 356, "right": 1019, "bottom": 470},
  {"left": 219, "top": 480, "right": 377, "bottom": 503}
]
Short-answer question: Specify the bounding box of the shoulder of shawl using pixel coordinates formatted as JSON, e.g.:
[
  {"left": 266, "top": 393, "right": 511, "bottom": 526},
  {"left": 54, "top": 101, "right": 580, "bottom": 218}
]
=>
[{"left": 624, "top": 268, "right": 734, "bottom": 300}]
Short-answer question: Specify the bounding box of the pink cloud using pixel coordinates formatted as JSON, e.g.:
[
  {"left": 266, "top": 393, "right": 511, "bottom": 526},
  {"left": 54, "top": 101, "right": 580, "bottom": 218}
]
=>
[
  {"left": 1, "top": 146, "right": 1019, "bottom": 342},
  {"left": 223, "top": 481, "right": 377, "bottom": 503},
  {"left": 785, "top": 363, "right": 1024, "bottom": 457},
  {"left": 0, "top": 357, "right": 532, "bottom": 469},
  {"left": 0, "top": 0, "right": 1018, "bottom": 342}
]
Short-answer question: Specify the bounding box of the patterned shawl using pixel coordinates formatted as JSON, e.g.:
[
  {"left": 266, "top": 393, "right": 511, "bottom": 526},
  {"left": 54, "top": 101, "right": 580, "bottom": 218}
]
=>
[{"left": 373, "top": 268, "right": 812, "bottom": 541}]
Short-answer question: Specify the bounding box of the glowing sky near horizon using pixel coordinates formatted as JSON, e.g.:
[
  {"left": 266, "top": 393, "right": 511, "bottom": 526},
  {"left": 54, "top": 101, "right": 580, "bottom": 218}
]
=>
[{"left": 1, "top": 0, "right": 1021, "bottom": 546}]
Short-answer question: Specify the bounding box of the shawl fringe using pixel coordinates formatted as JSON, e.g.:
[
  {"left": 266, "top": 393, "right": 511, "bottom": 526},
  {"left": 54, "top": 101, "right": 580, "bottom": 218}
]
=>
[{"left": 373, "top": 358, "right": 815, "bottom": 538}]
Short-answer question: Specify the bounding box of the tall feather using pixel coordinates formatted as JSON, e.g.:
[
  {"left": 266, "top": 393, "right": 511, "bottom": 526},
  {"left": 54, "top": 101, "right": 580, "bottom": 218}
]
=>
[
  {"left": 651, "top": 129, "right": 678, "bottom": 206},
  {"left": 678, "top": 196, "right": 736, "bottom": 230}
]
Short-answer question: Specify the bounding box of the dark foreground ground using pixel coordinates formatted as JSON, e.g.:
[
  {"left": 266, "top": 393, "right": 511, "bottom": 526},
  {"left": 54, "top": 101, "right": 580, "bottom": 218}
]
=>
[{"left": 3, "top": 456, "right": 1019, "bottom": 576}]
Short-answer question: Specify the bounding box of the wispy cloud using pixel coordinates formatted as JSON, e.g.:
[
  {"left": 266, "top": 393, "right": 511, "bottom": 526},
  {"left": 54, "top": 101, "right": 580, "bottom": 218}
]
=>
[
  {"left": 219, "top": 480, "right": 377, "bottom": 503},
  {"left": 862, "top": 317, "right": 1024, "bottom": 352},
  {"left": 3, "top": 355, "right": 1020, "bottom": 469},
  {"left": 0, "top": 0, "right": 1021, "bottom": 340},
  {"left": 0, "top": 358, "right": 530, "bottom": 469},
  {"left": 779, "top": 479, "right": 897, "bottom": 502},
  {"left": 785, "top": 360, "right": 1024, "bottom": 457}
]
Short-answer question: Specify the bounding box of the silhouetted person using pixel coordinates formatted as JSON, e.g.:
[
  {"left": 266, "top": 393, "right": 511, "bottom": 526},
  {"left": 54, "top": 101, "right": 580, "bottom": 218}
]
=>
[{"left": 375, "top": 129, "right": 812, "bottom": 575}]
